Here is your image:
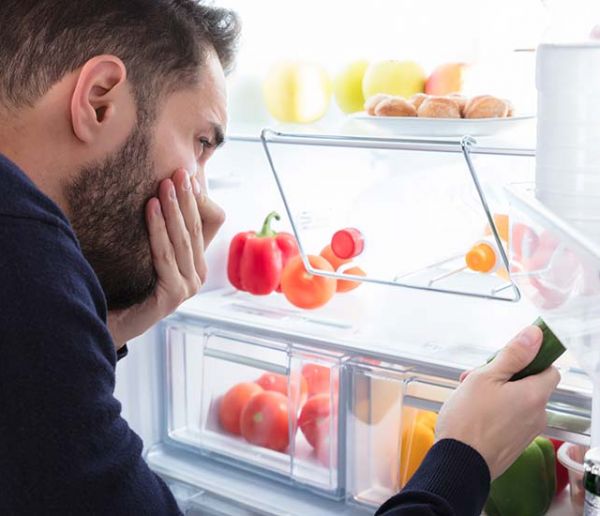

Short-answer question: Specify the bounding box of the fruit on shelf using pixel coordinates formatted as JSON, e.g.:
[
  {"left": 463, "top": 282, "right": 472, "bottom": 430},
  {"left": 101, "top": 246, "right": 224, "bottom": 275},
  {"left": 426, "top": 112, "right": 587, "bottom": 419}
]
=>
[
  {"left": 219, "top": 382, "right": 264, "bottom": 436},
  {"left": 227, "top": 211, "right": 299, "bottom": 296},
  {"left": 280, "top": 255, "right": 337, "bottom": 309},
  {"left": 240, "top": 391, "right": 291, "bottom": 452},
  {"left": 362, "top": 60, "right": 426, "bottom": 100},
  {"left": 320, "top": 244, "right": 365, "bottom": 293},
  {"left": 425, "top": 63, "right": 467, "bottom": 95},
  {"left": 263, "top": 61, "right": 332, "bottom": 123},
  {"left": 333, "top": 60, "right": 369, "bottom": 114}
]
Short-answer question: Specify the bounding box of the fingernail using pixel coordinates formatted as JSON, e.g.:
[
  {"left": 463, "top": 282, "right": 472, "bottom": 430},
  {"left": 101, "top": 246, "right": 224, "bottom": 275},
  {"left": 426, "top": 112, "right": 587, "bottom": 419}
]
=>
[
  {"left": 517, "top": 326, "right": 540, "bottom": 348},
  {"left": 168, "top": 182, "right": 177, "bottom": 200},
  {"left": 192, "top": 177, "right": 201, "bottom": 196},
  {"left": 154, "top": 201, "right": 162, "bottom": 216},
  {"left": 182, "top": 174, "right": 191, "bottom": 191}
]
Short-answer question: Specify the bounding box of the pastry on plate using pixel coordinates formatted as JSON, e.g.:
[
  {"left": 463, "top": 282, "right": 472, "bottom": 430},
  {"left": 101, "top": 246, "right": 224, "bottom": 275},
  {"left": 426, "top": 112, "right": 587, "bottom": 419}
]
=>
[
  {"left": 417, "top": 96, "right": 461, "bottom": 118},
  {"left": 374, "top": 97, "right": 417, "bottom": 117},
  {"left": 464, "top": 95, "right": 509, "bottom": 118},
  {"left": 408, "top": 93, "right": 429, "bottom": 111},
  {"left": 364, "top": 94, "right": 391, "bottom": 115},
  {"left": 447, "top": 93, "right": 468, "bottom": 116}
]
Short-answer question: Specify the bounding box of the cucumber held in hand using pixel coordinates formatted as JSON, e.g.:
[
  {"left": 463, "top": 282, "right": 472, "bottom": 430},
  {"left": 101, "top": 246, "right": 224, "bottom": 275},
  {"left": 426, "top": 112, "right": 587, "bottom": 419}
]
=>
[{"left": 488, "top": 318, "right": 566, "bottom": 381}]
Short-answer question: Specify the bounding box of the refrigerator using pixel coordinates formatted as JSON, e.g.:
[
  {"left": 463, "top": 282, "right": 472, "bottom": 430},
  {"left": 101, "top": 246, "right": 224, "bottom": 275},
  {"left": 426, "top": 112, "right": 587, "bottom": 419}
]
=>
[{"left": 113, "top": 1, "right": 597, "bottom": 514}]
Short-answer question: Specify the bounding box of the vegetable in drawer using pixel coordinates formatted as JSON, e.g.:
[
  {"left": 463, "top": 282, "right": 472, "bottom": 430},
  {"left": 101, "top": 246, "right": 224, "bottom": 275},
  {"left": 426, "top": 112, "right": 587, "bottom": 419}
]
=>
[
  {"left": 485, "top": 436, "right": 556, "bottom": 516},
  {"left": 399, "top": 408, "right": 437, "bottom": 486}
]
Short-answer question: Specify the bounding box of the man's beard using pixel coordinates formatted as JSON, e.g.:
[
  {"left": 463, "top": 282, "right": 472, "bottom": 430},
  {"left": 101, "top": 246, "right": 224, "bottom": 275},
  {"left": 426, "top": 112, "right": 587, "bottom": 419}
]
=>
[{"left": 65, "top": 126, "right": 158, "bottom": 311}]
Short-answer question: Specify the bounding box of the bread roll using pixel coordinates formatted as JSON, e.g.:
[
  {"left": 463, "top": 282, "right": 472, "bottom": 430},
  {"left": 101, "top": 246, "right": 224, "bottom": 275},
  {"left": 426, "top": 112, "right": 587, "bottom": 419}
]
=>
[
  {"left": 374, "top": 97, "right": 417, "bottom": 117},
  {"left": 417, "top": 96, "right": 461, "bottom": 118},
  {"left": 364, "top": 94, "right": 391, "bottom": 115},
  {"left": 505, "top": 99, "right": 515, "bottom": 117},
  {"left": 464, "top": 95, "right": 509, "bottom": 119},
  {"left": 408, "top": 93, "right": 429, "bottom": 111},
  {"left": 447, "top": 93, "right": 468, "bottom": 117}
]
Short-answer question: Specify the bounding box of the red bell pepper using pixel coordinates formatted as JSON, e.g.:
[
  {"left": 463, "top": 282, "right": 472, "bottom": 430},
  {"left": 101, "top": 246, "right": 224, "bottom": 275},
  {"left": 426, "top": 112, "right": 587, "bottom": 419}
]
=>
[{"left": 227, "top": 211, "right": 298, "bottom": 295}]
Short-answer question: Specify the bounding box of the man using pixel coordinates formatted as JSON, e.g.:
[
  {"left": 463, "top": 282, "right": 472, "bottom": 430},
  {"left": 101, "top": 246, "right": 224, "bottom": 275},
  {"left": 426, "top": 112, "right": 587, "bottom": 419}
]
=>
[{"left": 0, "top": 1, "right": 559, "bottom": 515}]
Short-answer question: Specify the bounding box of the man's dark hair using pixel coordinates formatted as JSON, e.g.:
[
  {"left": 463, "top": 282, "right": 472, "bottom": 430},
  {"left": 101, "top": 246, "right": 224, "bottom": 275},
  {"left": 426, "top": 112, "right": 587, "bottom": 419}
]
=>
[{"left": 0, "top": 0, "right": 240, "bottom": 116}]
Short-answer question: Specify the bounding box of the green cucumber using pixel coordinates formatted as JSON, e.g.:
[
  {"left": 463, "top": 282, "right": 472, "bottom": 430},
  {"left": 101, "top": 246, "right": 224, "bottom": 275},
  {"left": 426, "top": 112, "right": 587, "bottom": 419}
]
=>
[{"left": 487, "top": 318, "right": 566, "bottom": 381}]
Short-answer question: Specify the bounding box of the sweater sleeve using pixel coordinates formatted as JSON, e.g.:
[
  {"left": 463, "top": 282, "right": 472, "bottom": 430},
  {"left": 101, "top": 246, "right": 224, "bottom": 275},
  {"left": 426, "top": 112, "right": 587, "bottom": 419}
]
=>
[
  {"left": 0, "top": 218, "right": 181, "bottom": 515},
  {"left": 375, "top": 439, "right": 491, "bottom": 516}
]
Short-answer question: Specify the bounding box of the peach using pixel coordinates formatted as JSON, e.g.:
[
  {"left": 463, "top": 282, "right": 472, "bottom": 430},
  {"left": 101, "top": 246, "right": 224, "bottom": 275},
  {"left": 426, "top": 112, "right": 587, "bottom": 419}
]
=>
[{"left": 425, "top": 63, "right": 467, "bottom": 96}]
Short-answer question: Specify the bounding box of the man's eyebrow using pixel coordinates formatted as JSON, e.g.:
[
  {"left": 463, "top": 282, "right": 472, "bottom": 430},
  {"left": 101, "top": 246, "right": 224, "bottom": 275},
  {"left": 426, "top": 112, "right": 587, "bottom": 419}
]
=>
[{"left": 212, "top": 123, "right": 225, "bottom": 148}]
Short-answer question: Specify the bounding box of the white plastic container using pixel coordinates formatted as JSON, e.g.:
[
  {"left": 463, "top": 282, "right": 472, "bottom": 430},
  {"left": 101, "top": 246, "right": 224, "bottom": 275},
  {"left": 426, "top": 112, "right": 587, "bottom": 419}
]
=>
[
  {"left": 536, "top": 42, "right": 600, "bottom": 238},
  {"left": 557, "top": 442, "right": 588, "bottom": 514}
]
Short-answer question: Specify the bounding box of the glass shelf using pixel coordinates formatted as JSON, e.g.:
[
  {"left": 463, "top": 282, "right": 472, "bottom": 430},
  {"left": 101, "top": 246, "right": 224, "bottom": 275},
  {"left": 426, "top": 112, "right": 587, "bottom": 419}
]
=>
[{"left": 260, "top": 129, "right": 529, "bottom": 302}]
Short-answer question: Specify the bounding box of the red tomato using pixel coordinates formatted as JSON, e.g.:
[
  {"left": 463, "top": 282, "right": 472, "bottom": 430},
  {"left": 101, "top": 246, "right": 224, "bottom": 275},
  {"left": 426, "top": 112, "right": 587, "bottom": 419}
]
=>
[
  {"left": 256, "top": 373, "right": 308, "bottom": 408},
  {"left": 219, "top": 382, "right": 263, "bottom": 435},
  {"left": 298, "top": 393, "right": 331, "bottom": 449},
  {"left": 302, "top": 363, "right": 336, "bottom": 397},
  {"left": 336, "top": 266, "right": 366, "bottom": 293},
  {"left": 320, "top": 245, "right": 366, "bottom": 293},
  {"left": 240, "top": 391, "right": 291, "bottom": 452},
  {"left": 320, "top": 244, "right": 349, "bottom": 271},
  {"left": 280, "top": 255, "right": 337, "bottom": 309},
  {"left": 550, "top": 438, "right": 569, "bottom": 495},
  {"left": 315, "top": 433, "right": 337, "bottom": 468}
]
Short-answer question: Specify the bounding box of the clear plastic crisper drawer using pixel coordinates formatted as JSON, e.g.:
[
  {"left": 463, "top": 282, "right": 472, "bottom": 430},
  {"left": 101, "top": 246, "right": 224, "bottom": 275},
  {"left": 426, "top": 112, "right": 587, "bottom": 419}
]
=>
[
  {"left": 346, "top": 359, "right": 454, "bottom": 509},
  {"left": 164, "top": 324, "right": 344, "bottom": 497},
  {"left": 507, "top": 183, "right": 600, "bottom": 378},
  {"left": 261, "top": 130, "right": 524, "bottom": 302}
]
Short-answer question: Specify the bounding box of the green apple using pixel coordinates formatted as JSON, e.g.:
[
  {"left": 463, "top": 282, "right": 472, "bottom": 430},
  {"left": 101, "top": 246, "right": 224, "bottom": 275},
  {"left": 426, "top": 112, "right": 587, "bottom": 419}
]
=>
[
  {"left": 333, "top": 60, "right": 369, "bottom": 114},
  {"left": 263, "top": 61, "right": 332, "bottom": 123},
  {"left": 362, "top": 60, "right": 426, "bottom": 99}
]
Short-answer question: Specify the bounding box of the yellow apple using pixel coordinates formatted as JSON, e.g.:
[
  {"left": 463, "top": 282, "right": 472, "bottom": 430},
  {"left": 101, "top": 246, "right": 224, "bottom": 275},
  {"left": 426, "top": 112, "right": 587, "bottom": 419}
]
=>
[
  {"left": 362, "top": 60, "right": 426, "bottom": 99},
  {"left": 263, "top": 61, "right": 332, "bottom": 123},
  {"left": 333, "top": 60, "right": 369, "bottom": 114},
  {"left": 425, "top": 63, "right": 467, "bottom": 95}
]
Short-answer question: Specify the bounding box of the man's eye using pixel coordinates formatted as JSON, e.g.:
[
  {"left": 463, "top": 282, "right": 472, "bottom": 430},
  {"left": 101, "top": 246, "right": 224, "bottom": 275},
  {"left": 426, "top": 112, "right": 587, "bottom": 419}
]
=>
[{"left": 198, "top": 138, "right": 215, "bottom": 152}]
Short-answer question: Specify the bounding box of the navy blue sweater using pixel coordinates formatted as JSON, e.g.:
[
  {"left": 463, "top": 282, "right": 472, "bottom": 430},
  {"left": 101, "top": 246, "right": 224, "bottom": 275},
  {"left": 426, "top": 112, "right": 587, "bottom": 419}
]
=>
[
  {"left": 0, "top": 155, "right": 181, "bottom": 515},
  {"left": 0, "top": 154, "right": 490, "bottom": 515}
]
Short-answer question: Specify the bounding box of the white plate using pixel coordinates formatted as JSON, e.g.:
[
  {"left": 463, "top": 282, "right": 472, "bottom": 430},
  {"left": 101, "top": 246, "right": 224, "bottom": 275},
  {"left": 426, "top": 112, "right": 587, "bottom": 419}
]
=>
[{"left": 350, "top": 112, "right": 535, "bottom": 137}]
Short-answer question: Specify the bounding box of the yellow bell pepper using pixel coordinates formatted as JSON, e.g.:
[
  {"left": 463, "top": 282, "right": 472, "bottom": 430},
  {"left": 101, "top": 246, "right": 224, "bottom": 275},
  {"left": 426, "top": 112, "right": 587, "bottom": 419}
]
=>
[{"left": 399, "top": 408, "right": 438, "bottom": 486}]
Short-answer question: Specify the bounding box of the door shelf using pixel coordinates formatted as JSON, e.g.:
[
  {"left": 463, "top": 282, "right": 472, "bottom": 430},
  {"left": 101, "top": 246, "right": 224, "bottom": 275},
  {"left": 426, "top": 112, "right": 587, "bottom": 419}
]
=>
[{"left": 507, "top": 183, "right": 600, "bottom": 379}]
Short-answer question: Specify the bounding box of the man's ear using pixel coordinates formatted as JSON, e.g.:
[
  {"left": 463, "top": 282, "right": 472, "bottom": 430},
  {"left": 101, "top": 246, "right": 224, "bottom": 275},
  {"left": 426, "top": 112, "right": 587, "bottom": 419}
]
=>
[{"left": 70, "top": 55, "right": 128, "bottom": 143}]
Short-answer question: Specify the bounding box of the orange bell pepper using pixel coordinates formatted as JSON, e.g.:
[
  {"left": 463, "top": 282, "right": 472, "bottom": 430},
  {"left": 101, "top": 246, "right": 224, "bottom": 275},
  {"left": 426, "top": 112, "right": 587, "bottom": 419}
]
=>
[{"left": 399, "top": 408, "right": 438, "bottom": 486}]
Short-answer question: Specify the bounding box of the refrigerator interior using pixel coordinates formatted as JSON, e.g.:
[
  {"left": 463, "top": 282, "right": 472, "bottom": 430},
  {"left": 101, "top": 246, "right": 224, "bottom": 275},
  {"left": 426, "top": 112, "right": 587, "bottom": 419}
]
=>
[
  {"left": 114, "top": 137, "right": 592, "bottom": 515},
  {"left": 112, "top": 1, "right": 600, "bottom": 514}
]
